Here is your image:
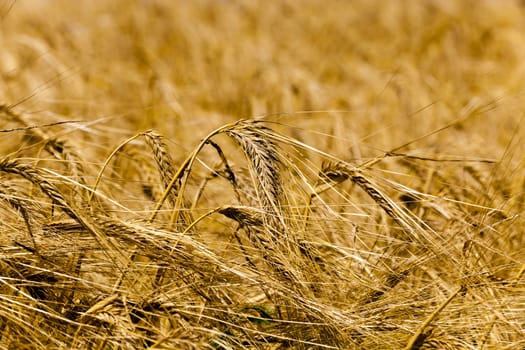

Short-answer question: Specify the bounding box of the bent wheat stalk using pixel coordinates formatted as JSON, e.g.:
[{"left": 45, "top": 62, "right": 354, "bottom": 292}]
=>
[
  {"left": 0, "top": 158, "right": 129, "bottom": 265},
  {"left": 148, "top": 119, "right": 286, "bottom": 232}
]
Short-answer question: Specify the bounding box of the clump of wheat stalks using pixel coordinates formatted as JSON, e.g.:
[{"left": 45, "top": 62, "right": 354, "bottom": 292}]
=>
[
  {"left": 3, "top": 0, "right": 525, "bottom": 348},
  {"left": 0, "top": 112, "right": 523, "bottom": 349}
]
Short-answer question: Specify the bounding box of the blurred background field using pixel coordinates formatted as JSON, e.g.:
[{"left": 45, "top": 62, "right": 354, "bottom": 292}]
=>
[
  {"left": 2, "top": 0, "right": 524, "bottom": 153},
  {"left": 0, "top": 0, "right": 524, "bottom": 349}
]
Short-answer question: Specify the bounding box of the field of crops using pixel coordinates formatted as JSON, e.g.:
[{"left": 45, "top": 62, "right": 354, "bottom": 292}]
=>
[{"left": 1, "top": 1, "right": 524, "bottom": 349}]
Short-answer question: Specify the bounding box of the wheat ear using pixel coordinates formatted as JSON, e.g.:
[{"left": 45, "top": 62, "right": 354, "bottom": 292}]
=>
[
  {"left": 0, "top": 183, "right": 40, "bottom": 251},
  {"left": 143, "top": 130, "right": 178, "bottom": 204},
  {"left": 224, "top": 120, "right": 285, "bottom": 231}
]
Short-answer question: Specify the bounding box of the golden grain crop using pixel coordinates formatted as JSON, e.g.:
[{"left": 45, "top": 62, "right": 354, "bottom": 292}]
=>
[{"left": 0, "top": 1, "right": 524, "bottom": 349}]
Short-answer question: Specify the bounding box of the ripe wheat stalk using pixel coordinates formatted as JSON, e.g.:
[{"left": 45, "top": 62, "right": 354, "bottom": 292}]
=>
[{"left": 0, "top": 115, "right": 522, "bottom": 349}]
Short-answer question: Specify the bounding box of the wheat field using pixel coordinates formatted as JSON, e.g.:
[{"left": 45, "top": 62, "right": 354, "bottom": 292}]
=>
[{"left": 0, "top": 0, "right": 524, "bottom": 349}]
